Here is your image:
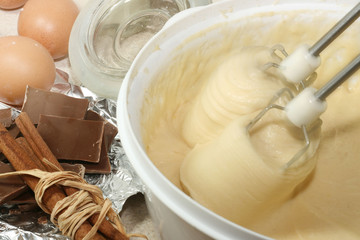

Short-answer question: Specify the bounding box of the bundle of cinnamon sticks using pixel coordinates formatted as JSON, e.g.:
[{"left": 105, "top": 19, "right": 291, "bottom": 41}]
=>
[{"left": 0, "top": 112, "right": 133, "bottom": 240}]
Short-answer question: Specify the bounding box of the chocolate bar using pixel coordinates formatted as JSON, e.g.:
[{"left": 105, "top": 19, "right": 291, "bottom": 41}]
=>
[
  {"left": 61, "top": 163, "right": 85, "bottom": 178},
  {"left": 0, "top": 162, "right": 28, "bottom": 205},
  {"left": 21, "top": 87, "right": 89, "bottom": 124},
  {"left": 7, "top": 191, "right": 37, "bottom": 205},
  {"left": 79, "top": 143, "right": 111, "bottom": 174},
  {"left": 37, "top": 115, "right": 105, "bottom": 163},
  {"left": 0, "top": 108, "right": 12, "bottom": 127},
  {"left": 85, "top": 110, "right": 118, "bottom": 150},
  {"left": 81, "top": 110, "right": 118, "bottom": 174}
]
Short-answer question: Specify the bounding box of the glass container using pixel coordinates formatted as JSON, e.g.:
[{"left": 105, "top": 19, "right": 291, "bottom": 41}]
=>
[{"left": 69, "top": 0, "right": 212, "bottom": 99}]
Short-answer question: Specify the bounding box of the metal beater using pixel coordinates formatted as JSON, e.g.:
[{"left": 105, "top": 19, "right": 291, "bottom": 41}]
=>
[{"left": 247, "top": 2, "right": 360, "bottom": 169}]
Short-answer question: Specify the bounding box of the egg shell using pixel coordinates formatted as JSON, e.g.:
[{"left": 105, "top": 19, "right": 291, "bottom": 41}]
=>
[
  {"left": 72, "top": 0, "right": 90, "bottom": 10},
  {"left": 0, "top": 0, "right": 27, "bottom": 9},
  {"left": 0, "top": 36, "right": 56, "bottom": 106},
  {"left": 17, "top": 0, "right": 79, "bottom": 59}
]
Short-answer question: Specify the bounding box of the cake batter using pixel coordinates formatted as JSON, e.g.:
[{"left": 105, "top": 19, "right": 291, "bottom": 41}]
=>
[{"left": 142, "top": 10, "right": 360, "bottom": 239}]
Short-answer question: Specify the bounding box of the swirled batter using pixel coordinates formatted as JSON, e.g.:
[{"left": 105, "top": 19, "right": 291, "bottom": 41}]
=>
[{"left": 142, "top": 10, "right": 360, "bottom": 240}]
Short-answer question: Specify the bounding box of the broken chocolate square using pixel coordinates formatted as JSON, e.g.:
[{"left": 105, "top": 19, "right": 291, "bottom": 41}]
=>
[
  {"left": 7, "top": 191, "right": 36, "bottom": 205},
  {"left": 80, "top": 141, "right": 111, "bottom": 174},
  {"left": 21, "top": 87, "right": 89, "bottom": 124},
  {"left": 60, "top": 163, "right": 85, "bottom": 178},
  {"left": 0, "top": 162, "right": 28, "bottom": 205},
  {"left": 85, "top": 110, "right": 118, "bottom": 150},
  {"left": 0, "top": 108, "right": 12, "bottom": 128},
  {"left": 7, "top": 125, "right": 20, "bottom": 139},
  {"left": 37, "top": 115, "right": 104, "bottom": 163}
]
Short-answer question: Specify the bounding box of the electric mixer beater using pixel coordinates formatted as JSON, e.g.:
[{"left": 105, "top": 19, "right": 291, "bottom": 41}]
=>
[{"left": 247, "top": 2, "right": 360, "bottom": 169}]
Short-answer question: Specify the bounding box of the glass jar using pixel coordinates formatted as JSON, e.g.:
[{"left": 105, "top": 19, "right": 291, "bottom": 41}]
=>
[{"left": 69, "top": 0, "right": 212, "bottom": 99}]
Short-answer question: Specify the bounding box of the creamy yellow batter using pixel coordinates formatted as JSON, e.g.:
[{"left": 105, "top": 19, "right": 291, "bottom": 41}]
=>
[
  {"left": 181, "top": 46, "right": 286, "bottom": 146},
  {"left": 141, "top": 10, "right": 360, "bottom": 240}
]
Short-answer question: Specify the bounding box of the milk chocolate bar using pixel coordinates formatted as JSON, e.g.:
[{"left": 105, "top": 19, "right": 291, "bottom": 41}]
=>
[
  {"left": 37, "top": 115, "right": 105, "bottom": 163},
  {"left": 81, "top": 110, "right": 118, "bottom": 174},
  {"left": 0, "top": 162, "right": 28, "bottom": 205},
  {"left": 0, "top": 125, "right": 20, "bottom": 159},
  {"left": 7, "top": 191, "right": 36, "bottom": 205},
  {"left": 85, "top": 110, "right": 118, "bottom": 149},
  {"left": 0, "top": 109, "right": 18, "bottom": 156},
  {"left": 21, "top": 87, "right": 89, "bottom": 124},
  {"left": 63, "top": 140, "right": 112, "bottom": 174},
  {"left": 7, "top": 125, "right": 20, "bottom": 139},
  {"left": 61, "top": 163, "right": 85, "bottom": 178},
  {"left": 79, "top": 141, "right": 111, "bottom": 174},
  {"left": 0, "top": 108, "right": 12, "bottom": 127}
]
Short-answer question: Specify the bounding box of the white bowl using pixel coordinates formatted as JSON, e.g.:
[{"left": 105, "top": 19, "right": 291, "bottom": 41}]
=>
[{"left": 116, "top": 0, "right": 358, "bottom": 239}]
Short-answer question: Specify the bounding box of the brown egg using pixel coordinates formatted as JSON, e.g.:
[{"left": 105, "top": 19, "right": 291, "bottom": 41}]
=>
[
  {"left": 0, "top": 0, "right": 27, "bottom": 9},
  {"left": 0, "top": 36, "right": 56, "bottom": 106},
  {"left": 17, "top": 0, "right": 79, "bottom": 59}
]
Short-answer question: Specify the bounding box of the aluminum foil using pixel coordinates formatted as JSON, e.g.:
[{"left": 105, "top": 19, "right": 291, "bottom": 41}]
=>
[{"left": 0, "top": 69, "right": 144, "bottom": 239}]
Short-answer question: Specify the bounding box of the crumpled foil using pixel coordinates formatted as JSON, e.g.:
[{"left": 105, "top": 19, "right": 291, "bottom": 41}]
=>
[{"left": 0, "top": 69, "right": 144, "bottom": 239}]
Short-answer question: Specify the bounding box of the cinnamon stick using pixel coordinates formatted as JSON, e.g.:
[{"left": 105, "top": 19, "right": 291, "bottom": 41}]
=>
[
  {"left": 15, "top": 113, "right": 59, "bottom": 169},
  {"left": 15, "top": 113, "right": 128, "bottom": 240},
  {"left": 0, "top": 123, "right": 105, "bottom": 240},
  {"left": 16, "top": 137, "right": 47, "bottom": 170}
]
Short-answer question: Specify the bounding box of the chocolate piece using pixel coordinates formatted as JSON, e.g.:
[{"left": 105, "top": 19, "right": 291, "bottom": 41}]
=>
[
  {"left": 81, "top": 141, "right": 111, "bottom": 174},
  {"left": 7, "top": 191, "right": 36, "bottom": 205},
  {"left": 17, "top": 203, "right": 39, "bottom": 212},
  {"left": 0, "top": 109, "right": 18, "bottom": 156},
  {"left": 0, "top": 162, "right": 28, "bottom": 205},
  {"left": 60, "top": 163, "right": 85, "bottom": 178},
  {"left": 82, "top": 110, "right": 117, "bottom": 174},
  {"left": 0, "top": 154, "right": 6, "bottom": 162},
  {"left": 0, "top": 108, "right": 12, "bottom": 127},
  {"left": 0, "top": 125, "right": 19, "bottom": 156},
  {"left": 60, "top": 140, "right": 112, "bottom": 174},
  {"left": 37, "top": 115, "right": 105, "bottom": 163},
  {"left": 85, "top": 110, "right": 118, "bottom": 149},
  {"left": 9, "top": 208, "right": 21, "bottom": 215},
  {"left": 37, "top": 215, "right": 48, "bottom": 224},
  {"left": 7, "top": 125, "right": 20, "bottom": 138},
  {"left": 21, "top": 86, "right": 89, "bottom": 124}
]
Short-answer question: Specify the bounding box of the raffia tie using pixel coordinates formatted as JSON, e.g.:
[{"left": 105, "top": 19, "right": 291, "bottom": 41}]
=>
[{"left": 0, "top": 169, "right": 122, "bottom": 240}]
